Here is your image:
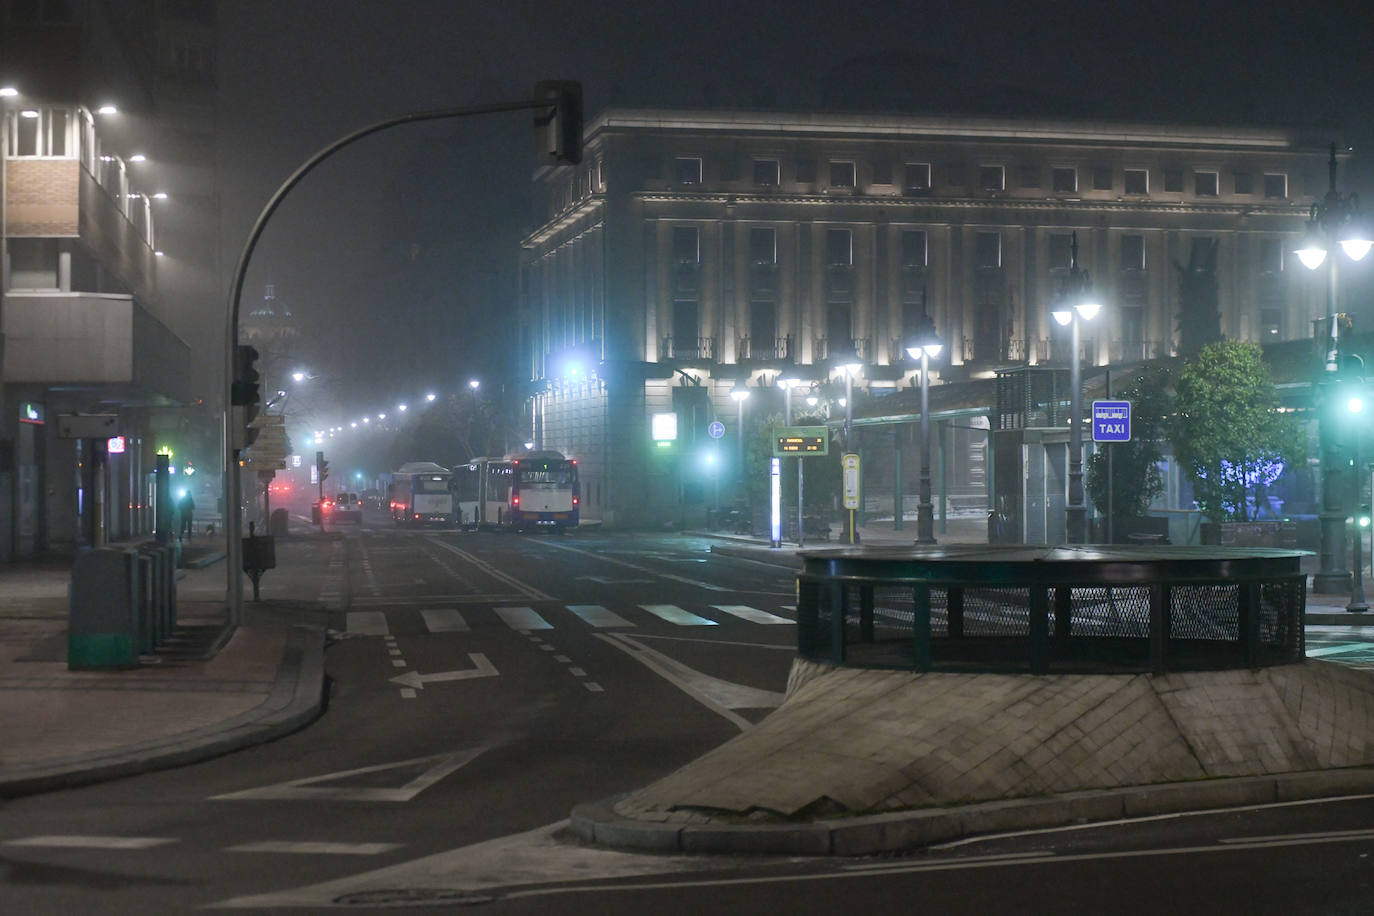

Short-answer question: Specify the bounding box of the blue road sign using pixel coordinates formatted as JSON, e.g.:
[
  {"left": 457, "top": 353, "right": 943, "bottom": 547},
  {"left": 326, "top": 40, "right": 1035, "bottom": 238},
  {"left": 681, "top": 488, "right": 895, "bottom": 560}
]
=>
[
  {"left": 707, "top": 420, "right": 726, "bottom": 439},
  {"left": 1092, "top": 400, "right": 1131, "bottom": 442}
]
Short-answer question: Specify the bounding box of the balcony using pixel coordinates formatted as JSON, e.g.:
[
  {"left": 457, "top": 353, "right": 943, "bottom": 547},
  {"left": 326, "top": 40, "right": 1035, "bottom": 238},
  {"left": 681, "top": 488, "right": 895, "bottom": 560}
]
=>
[
  {"left": 661, "top": 336, "right": 714, "bottom": 361},
  {"left": 2, "top": 292, "right": 191, "bottom": 405},
  {"left": 737, "top": 336, "right": 793, "bottom": 362},
  {"left": 1110, "top": 339, "right": 1170, "bottom": 362},
  {"left": 814, "top": 337, "right": 869, "bottom": 362},
  {"left": 1035, "top": 337, "right": 1099, "bottom": 365}
]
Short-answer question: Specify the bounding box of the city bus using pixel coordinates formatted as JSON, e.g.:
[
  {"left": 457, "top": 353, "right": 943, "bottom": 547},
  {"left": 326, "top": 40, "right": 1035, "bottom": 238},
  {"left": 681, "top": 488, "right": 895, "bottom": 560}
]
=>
[
  {"left": 388, "top": 461, "right": 456, "bottom": 527},
  {"left": 454, "top": 450, "right": 579, "bottom": 531}
]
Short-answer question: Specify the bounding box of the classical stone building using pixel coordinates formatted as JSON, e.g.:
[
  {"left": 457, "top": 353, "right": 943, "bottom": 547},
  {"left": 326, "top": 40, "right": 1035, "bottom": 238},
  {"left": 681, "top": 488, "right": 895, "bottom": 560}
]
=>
[{"left": 519, "top": 108, "right": 1330, "bottom": 529}]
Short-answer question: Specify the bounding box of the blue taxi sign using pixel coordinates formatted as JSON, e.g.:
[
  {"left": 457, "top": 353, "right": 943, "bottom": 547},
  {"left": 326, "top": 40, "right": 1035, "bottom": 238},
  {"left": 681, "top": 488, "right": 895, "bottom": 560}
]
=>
[{"left": 1092, "top": 400, "right": 1131, "bottom": 442}]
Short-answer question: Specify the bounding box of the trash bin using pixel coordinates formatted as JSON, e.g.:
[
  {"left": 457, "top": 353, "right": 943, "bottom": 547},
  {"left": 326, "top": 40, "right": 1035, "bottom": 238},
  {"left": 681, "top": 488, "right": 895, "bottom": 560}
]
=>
[
  {"left": 269, "top": 507, "right": 289, "bottom": 536},
  {"left": 69, "top": 548, "right": 141, "bottom": 669}
]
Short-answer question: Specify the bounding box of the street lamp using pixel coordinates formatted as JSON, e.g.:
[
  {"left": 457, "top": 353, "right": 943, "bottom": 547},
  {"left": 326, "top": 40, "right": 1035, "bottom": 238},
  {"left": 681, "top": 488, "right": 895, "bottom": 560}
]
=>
[
  {"left": 777, "top": 375, "right": 805, "bottom": 544},
  {"left": 730, "top": 380, "right": 751, "bottom": 495},
  {"left": 469, "top": 378, "right": 480, "bottom": 391},
  {"left": 1050, "top": 232, "right": 1102, "bottom": 545},
  {"left": 906, "top": 320, "right": 944, "bottom": 544},
  {"left": 1345, "top": 389, "right": 1369, "bottom": 613},
  {"left": 839, "top": 353, "right": 863, "bottom": 543},
  {"left": 1297, "top": 143, "right": 1372, "bottom": 593}
]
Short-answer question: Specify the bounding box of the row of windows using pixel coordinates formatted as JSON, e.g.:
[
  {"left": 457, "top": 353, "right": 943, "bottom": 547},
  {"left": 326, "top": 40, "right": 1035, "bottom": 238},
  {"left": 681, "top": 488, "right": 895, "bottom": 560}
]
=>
[
  {"left": 671, "top": 156, "right": 1290, "bottom": 199},
  {"left": 670, "top": 226, "right": 1288, "bottom": 273}
]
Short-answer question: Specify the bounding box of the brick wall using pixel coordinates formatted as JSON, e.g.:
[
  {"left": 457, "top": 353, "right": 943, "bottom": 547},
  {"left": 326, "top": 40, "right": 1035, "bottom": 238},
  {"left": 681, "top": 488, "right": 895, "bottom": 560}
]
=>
[{"left": 4, "top": 159, "right": 80, "bottom": 235}]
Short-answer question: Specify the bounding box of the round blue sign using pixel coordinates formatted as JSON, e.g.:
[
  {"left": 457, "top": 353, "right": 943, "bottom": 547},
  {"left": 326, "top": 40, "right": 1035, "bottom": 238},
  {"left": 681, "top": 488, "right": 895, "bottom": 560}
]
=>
[{"left": 707, "top": 421, "right": 726, "bottom": 439}]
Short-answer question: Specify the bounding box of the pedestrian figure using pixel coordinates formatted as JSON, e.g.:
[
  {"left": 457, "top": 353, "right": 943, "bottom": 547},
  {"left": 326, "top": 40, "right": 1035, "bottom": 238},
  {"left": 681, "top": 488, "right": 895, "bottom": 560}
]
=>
[{"left": 177, "top": 491, "right": 196, "bottom": 540}]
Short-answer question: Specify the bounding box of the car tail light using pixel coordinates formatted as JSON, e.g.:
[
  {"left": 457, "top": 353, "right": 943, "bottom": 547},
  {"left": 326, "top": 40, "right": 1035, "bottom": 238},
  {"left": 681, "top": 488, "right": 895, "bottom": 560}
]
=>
[
  {"left": 414, "top": 513, "right": 420, "bottom": 519},
  {"left": 572, "top": 496, "right": 579, "bottom": 505},
  {"left": 512, "top": 495, "right": 520, "bottom": 506}
]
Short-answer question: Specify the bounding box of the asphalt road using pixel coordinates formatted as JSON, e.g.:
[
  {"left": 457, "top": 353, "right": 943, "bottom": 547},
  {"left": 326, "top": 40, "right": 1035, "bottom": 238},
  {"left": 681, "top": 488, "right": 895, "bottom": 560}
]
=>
[{"left": 5, "top": 512, "right": 1374, "bottom": 914}]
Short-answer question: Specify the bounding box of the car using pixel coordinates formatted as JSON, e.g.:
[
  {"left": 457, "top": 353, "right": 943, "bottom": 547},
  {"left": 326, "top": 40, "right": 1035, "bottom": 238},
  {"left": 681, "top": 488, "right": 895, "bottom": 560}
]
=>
[{"left": 329, "top": 492, "right": 363, "bottom": 524}]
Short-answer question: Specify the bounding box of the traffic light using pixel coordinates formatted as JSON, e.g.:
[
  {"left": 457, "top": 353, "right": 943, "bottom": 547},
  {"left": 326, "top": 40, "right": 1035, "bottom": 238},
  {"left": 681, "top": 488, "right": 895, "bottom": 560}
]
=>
[
  {"left": 316, "top": 450, "right": 329, "bottom": 484},
  {"left": 232, "top": 345, "right": 262, "bottom": 450},
  {"left": 533, "top": 80, "right": 582, "bottom": 166}
]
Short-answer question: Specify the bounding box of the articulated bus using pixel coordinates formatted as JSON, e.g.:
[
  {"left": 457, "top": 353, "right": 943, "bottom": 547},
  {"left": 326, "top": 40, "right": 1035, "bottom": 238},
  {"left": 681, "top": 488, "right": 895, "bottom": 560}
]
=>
[
  {"left": 455, "top": 450, "right": 579, "bottom": 531},
  {"left": 388, "top": 461, "right": 456, "bottom": 527}
]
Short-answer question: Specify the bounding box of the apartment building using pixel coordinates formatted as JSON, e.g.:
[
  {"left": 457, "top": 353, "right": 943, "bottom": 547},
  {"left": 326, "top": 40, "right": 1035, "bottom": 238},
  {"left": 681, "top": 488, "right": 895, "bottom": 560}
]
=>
[
  {"left": 1, "top": 0, "right": 215, "bottom": 558},
  {"left": 521, "top": 110, "right": 1329, "bottom": 529}
]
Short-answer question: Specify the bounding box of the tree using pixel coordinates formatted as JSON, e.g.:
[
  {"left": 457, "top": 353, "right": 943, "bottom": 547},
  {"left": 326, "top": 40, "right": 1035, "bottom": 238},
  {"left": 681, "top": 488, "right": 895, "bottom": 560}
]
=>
[
  {"left": 1085, "top": 365, "right": 1171, "bottom": 522},
  {"left": 1174, "top": 238, "right": 1222, "bottom": 359},
  {"left": 1172, "top": 340, "right": 1304, "bottom": 523}
]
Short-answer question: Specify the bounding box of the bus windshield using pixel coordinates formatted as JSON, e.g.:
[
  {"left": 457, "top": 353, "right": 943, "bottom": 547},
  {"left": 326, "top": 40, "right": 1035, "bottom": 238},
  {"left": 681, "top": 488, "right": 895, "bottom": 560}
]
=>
[{"left": 415, "top": 476, "right": 450, "bottom": 493}]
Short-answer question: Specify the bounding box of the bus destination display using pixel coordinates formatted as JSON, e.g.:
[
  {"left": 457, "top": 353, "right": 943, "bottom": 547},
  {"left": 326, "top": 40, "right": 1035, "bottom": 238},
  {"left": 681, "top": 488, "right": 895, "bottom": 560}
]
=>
[{"left": 774, "top": 426, "right": 830, "bottom": 457}]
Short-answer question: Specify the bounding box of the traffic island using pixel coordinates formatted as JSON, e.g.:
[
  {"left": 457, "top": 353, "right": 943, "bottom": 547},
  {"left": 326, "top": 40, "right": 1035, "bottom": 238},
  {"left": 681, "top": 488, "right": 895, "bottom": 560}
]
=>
[{"left": 573, "top": 545, "right": 1374, "bottom": 855}]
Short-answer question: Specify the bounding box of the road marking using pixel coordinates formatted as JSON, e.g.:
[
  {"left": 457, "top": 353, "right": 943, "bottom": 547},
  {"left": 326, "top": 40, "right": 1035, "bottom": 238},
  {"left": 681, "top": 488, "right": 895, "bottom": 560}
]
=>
[
  {"left": 210, "top": 749, "right": 487, "bottom": 802},
  {"left": 640, "top": 604, "right": 718, "bottom": 626},
  {"left": 495, "top": 606, "right": 553, "bottom": 631},
  {"left": 554, "top": 655, "right": 571, "bottom": 663},
  {"left": 566, "top": 604, "right": 635, "bottom": 628},
  {"left": 427, "top": 537, "right": 554, "bottom": 601},
  {"left": 400, "top": 688, "right": 417, "bottom": 699},
  {"left": 584, "top": 682, "right": 604, "bottom": 692},
  {"left": 596, "top": 633, "right": 783, "bottom": 730},
  {"left": 420, "top": 608, "right": 469, "bottom": 632},
  {"left": 710, "top": 604, "right": 793, "bottom": 625},
  {"left": 2, "top": 835, "right": 176, "bottom": 850},
  {"left": 536, "top": 540, "right": 730, "bottom": 591},
  {"left": 569, "top": 667, "right": 586, "bottom": 677},
  {"left": 391, "top": 659, "right": 407, "bottom": 667},
  {"left": 1306, "top": 643, "right": 1374, "bottom": 657},
  {"left": 228, "top": 841, "right": 402, "bottom": 855},
  {"left": 346, "top": 611, "right": 389, "bottom": 636},
  {"left": 575, "top": 575, "right": 653, "bottom": 585},
  {"left": 351, "top": 594, "right": 534, "bottom": 607},
  {"left": 390, "top": 653, "right": 499, "bottom": 690}
]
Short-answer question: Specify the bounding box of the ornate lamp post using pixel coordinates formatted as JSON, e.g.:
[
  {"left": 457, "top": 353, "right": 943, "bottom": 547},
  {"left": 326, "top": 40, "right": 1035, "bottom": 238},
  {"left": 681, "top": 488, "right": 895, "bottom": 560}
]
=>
[
  {"left": 1050, "top": 232, "right": 1102, "bottom": 546},
  {"left": 906, "top": 320, "right": 944, "bottom": 544},
  {"left": 1296, "top": 143, "right": 1372, "bottom": 594},
  {"left": 1345, "top": 388, "right": 1370, "bottom": 613}
]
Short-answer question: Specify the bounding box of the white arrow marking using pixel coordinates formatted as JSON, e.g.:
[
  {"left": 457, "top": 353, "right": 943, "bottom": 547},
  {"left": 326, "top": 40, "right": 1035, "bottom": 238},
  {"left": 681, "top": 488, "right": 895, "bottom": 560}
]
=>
[
  {"left": 575, "top": 575, "right": 653, "bottom": 584},
  {"left": 209, "top": 748, "right": 486, "bottom": 802},
  {"left": 390, "top": 653, "right": 498, "bottom": 690}
]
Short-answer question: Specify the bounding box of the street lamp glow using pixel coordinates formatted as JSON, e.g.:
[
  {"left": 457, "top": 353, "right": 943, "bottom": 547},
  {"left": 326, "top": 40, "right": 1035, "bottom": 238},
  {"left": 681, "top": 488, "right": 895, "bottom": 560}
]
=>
[
  {"left": 426, "top": 392, "right": 437, "bottom": 402},
  {"left": 378, "top": 412, "right": 386, "bottom": 420},
  {"left": 1051, "top": 309, "right": 1073, "bottom": 327},
  {"left": 350, "top": 422, "right": 357, "bottom": 428},
  {"left": 524, "top": 441, "right": 535, "bottom": 450},
  {"left": 1349, "top": 396, "right": 1365, "bottom": 414},
  {"left": 730, "top": 385, "right": 750, "bottom": 403},
  {"left": 152, "top": 191, "right": 168, "bottom": 199},
  {"left": 1075, "top": 301, "right": 1102, "bottom": 321},
  {"left": 1341, "top": 237, "right": 1373, "bottom": 262},
  {"left": 20, "top": 109, "right": 38, "bottom": 118},
  {"left": 0, "top": 87, "right": 17, "bottom": 97},
  {"left": 397, "top": 404, "right": 407, "bottom": 412},
  {"left": 129, "top": 153, "right": 146, "bottom": 162},
  {"left": 469, "top": 379, "right": 480, "bottom": 391},
  {"left": 96, "top": 104, "right": 117, "bottom": 115},
  {"left": 292, "top": 371, "right": 305, "bottom": 382},
  {"left": 362, "top": 417, "right": 369, "bottom": 424}
]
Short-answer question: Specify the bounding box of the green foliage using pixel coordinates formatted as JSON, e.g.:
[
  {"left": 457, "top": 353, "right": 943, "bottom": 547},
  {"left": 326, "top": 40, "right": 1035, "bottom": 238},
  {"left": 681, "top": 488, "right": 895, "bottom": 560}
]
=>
[
  {"left": 1085, "top": 366, "right": 1170, "bottom": 520},
  {"left": 1171, "top": 340, "right": 1305, "bottom": 523},
  {"left": 742, "top": 409, "right": 840, "bottom": 515}
]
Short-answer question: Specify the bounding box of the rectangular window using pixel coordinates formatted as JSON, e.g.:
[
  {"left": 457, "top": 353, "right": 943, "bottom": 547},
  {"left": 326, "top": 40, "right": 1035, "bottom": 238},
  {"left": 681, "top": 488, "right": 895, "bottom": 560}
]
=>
[
  {"left": 1260, "top": 308, "right": 1282, "bottom": 339},
  {"left": 980, "top": 165, "right": 1005, "bottom": 191},
  {"left": 1092, "top": 167, "right": 1113, "bottom": 191},
  {"left": 674, "top": 157, "right": 702, "bottom": 185},
  {"left": 1164, "top": 168, "right": 1183, "bottom": 192},
  {"left": 672, "top": 226, "right": 699, "bottom": 263},
  {"left": 753, "top": 159, "right": 780, "bottom": 186},
  {"left": 1048, "top": 233, "right": 1073, "bottom": 271},
  {"left": 750, "top": 227, "right": 776, "bottom": 265},
  {"left": 975, "top": 231, "right": 1002, "bottom": 269},
  {"left": 1052, "top": 167, "right": 1077, "bottom": 193},
  {"left": 1264, "top": 173, "right": 1288, "bottom": 199},
  {"left": 826, "top": 228, "right": 853, "bottom": 266},
  {"left": 1121, "top": 307, "right": 1145, "bottom": 346},
  {"left": 1259, "top": 237, "right": 1284, "bottom": 273},
  {"left": 796, "top": 158, "right": 816, "bottom": 183},
  {"left": 1121, "top": 234, "right": 1146, "bottom": 270},
  {"left": 829, "top": 160, "right": 856, "bottom": 187},
  {"left": 1124, "top": 169, "right": 1148, "bottom": 195},
  {"left": 905, "top": 162, "right": 931, "bottom": 192},
  {"left": 750, "top": 301, "right": 777, "bottom": 354},
  {"left": 672, "top": 300, "right": 700, "bottom": 356},
  {"left": 901, "top": 230, "right": 927, "bottom": 268},
  {"left": 1194, "top": 171, "right": 1219, "bottom": 196},
  {"left": 1020, "top": 164, "right": 1041, "bottom": 189},
  {"left": 1190, "top": 236, "right": 1215, "bottom": 264},
  {"left": 1233, "top": 172, "right": 1253, "bottom": 195}
]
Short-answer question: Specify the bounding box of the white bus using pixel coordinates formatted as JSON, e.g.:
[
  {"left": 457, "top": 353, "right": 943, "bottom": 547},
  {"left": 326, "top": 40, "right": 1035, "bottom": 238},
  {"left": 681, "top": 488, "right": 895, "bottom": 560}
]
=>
[
  {"left": 388, "top": 461, "right": 455, "bottom": 527},
  {"left": 455, "top": 450, "right": 579, "bottom": 531}
]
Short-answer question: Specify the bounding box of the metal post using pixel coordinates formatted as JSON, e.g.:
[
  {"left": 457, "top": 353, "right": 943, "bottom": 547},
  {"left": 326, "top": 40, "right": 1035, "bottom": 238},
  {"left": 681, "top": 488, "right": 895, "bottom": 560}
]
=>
[
  {"left": 1350, "top": 433, "right": 1368, "bottom": 613},
  {"left": 845, "top": 369, "right": 856, "bottom": 544},
  {"left": 736, "top": 396, "right": 745, "bottom": 493},
  {"left": 893, "top": 428, "right": 904, "bottom": 531},
  {"left": 917, "top": 352, "right": 936, "bottom": 544},
  {"left": 1106, "top": 369, "right": 1113, "bottom": 546},
  {"left": 1067, "top": 313, "right": 1086, "bottom": 544}
]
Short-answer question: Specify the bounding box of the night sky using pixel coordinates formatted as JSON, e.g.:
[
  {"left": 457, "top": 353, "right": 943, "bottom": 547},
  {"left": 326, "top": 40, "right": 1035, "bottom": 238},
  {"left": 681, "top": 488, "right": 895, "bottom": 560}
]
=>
[{"left": 214, "top": 0, "right": 1374, "bottom": 424}]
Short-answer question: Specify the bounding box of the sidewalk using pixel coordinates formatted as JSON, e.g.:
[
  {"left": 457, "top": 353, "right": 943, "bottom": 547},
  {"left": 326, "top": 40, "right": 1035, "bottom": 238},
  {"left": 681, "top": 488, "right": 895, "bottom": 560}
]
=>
[{"left": 0, "top": 539, "right": 326, "bottom": 798}]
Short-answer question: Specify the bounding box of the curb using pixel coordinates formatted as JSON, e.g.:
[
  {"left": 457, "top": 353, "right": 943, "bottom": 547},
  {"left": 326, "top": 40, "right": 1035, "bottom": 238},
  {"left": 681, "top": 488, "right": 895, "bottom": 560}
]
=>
[
  {"left": 571, "top": 767, "right": 1374, "bottom": 856},
  {"left": 0, "top": 624, "right": 327, "bottom": 799},
  {"left": 180, "top": 550, "right": 227, "bottom": 569}
]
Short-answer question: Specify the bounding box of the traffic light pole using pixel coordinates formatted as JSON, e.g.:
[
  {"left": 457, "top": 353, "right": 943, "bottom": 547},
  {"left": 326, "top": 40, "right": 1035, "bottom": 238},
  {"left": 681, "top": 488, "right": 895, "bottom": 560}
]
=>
[{"left": 224, "top": 89, "right": 579, "bottom": 624}]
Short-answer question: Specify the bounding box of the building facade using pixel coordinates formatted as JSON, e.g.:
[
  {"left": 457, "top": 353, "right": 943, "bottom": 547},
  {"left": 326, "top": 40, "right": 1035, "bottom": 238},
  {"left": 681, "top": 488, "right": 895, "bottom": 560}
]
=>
[
  {"left": 1, "top": 0, "right": 216, "bottom": 558},
  {"left": 519, "top": 108, "right": 1331, "bottom": 529}
]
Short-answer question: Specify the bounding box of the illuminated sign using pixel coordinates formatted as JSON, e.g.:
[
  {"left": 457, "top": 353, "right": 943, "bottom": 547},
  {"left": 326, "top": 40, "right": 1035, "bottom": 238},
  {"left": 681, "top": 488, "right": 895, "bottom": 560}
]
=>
[
  {"left": 773, "top": 425, "right": 830, "bottom": 456},
  {"left": 19, "top": 402, "right": 44, "bottom": 425},
  {"left": 651, "top": 412, "right": 678, "bottom": 442},
  {"left": 107, "top": 436, "right": 127, "bottom": 454}
]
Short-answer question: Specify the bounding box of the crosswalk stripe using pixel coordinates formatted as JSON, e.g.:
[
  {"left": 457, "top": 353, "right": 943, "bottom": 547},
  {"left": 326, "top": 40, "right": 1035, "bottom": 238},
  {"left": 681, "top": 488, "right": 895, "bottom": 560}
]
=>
[
  {"left": 710, "top": 604, "right": 794, "bottom": 625},
  {"left": 2, "top": 836, "right": 176, "bottom": 849},
  {"left": 227, "top": 841, "right": 402, "bottom": 855},
  {"left": 640, "top": 604, "right": 718, "bottom": 626},
  {"left": 495, "top": 606, "right": 553, "bottom": 630},
  {"left": 566, "top": 604, "right": 635, "bottom": 628},
  {"left": 420, "top": 608, "right": 469, "bottom": 632},
  {"left": 345, "top": 611, "right": 389, "bottom": 636}
]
